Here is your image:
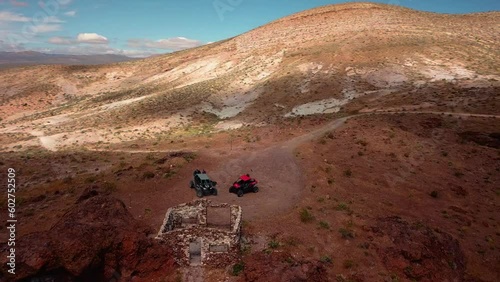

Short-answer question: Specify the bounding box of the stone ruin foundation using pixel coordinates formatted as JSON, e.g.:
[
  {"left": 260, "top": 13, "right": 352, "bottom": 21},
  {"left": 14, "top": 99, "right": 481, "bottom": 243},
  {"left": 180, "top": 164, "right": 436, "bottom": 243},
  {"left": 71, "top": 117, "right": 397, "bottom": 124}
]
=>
[{"left": 156, "top": 199, "right": 242, "bottom": 267}]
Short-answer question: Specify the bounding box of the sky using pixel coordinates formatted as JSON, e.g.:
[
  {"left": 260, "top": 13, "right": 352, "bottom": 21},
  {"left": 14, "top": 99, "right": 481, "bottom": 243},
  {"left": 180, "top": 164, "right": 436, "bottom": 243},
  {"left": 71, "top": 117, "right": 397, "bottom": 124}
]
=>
[{"left": 0, "top": 0, "right": 498, "bottom": 57}]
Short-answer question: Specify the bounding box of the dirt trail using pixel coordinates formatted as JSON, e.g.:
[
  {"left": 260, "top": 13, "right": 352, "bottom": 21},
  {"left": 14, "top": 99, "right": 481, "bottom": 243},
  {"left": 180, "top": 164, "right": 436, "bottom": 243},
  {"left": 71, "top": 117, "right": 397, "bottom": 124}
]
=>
[
  {"left": 6, "top": 111, "right": 495, "bottom": 152},
  {"left": 208, "top": 146, "right": 303, "bottom": 220},
  {"left": 181, "top": 111, "right": 499, "bottom": 221},
  {"left": 200, "top": 116, "right": 350, "bottom": 220},
  {"left": 182, "top": 266, "right": 205, "bottom": 282},
  {"left": 17, "top": 111, "right": 498, "bottom": 221}
]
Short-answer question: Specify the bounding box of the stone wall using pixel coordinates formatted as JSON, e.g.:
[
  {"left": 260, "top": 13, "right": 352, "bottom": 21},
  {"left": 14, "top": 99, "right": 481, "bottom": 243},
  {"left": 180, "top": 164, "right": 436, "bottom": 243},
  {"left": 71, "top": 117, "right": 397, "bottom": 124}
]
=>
[{"left": 156, "top": 199, "right": 242, "bottom": 267}]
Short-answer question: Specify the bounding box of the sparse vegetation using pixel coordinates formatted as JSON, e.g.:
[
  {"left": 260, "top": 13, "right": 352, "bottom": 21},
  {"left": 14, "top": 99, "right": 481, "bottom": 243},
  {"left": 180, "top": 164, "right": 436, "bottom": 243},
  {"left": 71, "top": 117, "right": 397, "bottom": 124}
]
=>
[
  {"left": 319, "top": 221, "right": 330, "bottom": 229},
  {"left": 141, "top": 171, "right": 155, "bottom": 180},
  {"left": 336, "top": 202, "right": 349, "bottom": 211},
  {"left": 231, "top": 262, "right": 245, "bottom": 276},
  {"left": 268, "top": 240, "right": 280, "bottom": 249},
  {"left": 1, "top": 4, "right": 499, "bottom": 282},
  {"left": 339, "top": 228, "right": 355, "bottom": 239},
  {"left": 320, "top": 255, "right": 332, "bottom": 263},
  {"left": 299, "top": 208, "right": 315, "bottom": 223},
  {"left": 84, "top": 176, "right": 97, "bottom": 183},
  {"left": 343, "top": 259, "right": 356, "bottom": 269},
  {"left": 182, "top": 152, "right": 197, "bottom": 162}
]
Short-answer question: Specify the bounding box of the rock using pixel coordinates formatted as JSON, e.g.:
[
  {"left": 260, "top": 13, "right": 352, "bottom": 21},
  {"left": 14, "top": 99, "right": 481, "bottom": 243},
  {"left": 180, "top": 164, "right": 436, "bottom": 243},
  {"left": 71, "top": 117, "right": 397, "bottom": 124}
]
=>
[
  {"left": 0, "top": 196, "right": 176, "bottom": 281},
  {"left": 372, "top": 216, "right": 466, "bottom": 281}
]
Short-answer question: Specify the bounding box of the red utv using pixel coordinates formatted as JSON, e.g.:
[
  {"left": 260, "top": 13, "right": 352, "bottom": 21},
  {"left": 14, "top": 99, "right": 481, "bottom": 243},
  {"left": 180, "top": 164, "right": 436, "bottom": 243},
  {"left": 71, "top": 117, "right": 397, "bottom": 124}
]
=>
[{"left": 229, "top": 174, "right": 258, "bottom": 197}]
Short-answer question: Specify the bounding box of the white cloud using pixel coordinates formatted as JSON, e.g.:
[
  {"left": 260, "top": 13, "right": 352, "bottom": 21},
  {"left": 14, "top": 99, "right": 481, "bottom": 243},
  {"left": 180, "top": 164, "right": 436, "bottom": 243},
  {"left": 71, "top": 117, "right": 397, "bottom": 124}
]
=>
[
  {"left": 0, "top": 11, "right": 30, "bottom": 22},
  {"left": 64, "top": 11, "right": 76, "bottom": 17},
  {"left": 76, "top": 33, "right": 108, "bottom": 44},
  {"left": 0, "top": 39, "right": 25, "bottom": 52},
  {"left": 0, "top": 12, "right": 63, "bottom": 24},
  {"left": 127, "top": 37, "right": 203, "bottom": 51},
  {"left": 45, "top": 16, "right": 65, "bottom": 23},
  {"left": 49, "top": 34, "right": 109, "bottom": 46},
  {"left": 31, "top": 24, "right": 62, "bottom": 33},
  {"left": 57, "top": 0, "right": 72, "bottom": 5},
  {"left": 48, "top": 36, "right": 73, "bottom": 45}
]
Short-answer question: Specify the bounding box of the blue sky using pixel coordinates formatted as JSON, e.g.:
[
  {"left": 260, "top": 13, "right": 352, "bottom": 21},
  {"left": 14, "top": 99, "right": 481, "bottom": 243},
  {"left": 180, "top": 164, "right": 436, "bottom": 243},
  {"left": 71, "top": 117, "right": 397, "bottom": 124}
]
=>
[{"left": 0, "top": 0, "right": 498, "bottom": 57}]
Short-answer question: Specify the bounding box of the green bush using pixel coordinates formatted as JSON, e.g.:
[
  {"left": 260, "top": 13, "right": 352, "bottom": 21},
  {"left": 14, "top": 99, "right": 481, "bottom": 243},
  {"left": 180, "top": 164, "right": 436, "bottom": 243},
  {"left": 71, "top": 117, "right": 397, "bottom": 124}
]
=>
[
  {"left": 319, "top": 221, "right": 330, "bottom": 229},
  {"left": 299, "top": 208, "right": 314, "bottom": 223},
  {"left": 339, "top": 228, "right": 354, "bottom": 239},
  {"left": 268, "top": 240, "right": 280, "bottom": 249},
  {"left": 336, "top": 203, "right": 349, "bottom": 211},
  {"left": 231, "top": 262, "right": 245, "bottom": 276},
  {"left": 320, "top": 255, "right": 332, "bottom": 263}
]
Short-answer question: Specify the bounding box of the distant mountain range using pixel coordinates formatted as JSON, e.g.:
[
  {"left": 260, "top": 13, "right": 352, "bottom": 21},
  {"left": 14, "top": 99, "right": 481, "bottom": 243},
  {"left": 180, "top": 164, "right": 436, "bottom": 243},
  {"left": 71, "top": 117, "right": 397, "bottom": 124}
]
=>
[{"left": 0, "top": 51, "right": 136, "bottom": 69}]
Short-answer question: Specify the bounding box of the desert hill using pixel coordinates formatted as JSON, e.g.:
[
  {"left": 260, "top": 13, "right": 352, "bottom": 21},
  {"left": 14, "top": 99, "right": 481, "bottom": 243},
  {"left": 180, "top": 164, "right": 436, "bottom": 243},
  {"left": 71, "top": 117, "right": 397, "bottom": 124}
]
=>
[
  {"left": 0, "top": 3, "right": 499, "bottom": 281},
  {"left": 0, "top": 2, "right": 498, "bottom": 151}
]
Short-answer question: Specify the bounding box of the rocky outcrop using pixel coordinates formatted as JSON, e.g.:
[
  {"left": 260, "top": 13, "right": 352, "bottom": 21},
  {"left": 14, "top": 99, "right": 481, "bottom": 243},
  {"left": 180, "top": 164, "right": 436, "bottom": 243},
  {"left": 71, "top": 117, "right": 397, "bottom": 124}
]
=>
[
  {"left": 0, "top": 193, "right": 176, "bottom": 282},
  {"left": 371, "top": 216, "right": 466, "bottom": 282}
]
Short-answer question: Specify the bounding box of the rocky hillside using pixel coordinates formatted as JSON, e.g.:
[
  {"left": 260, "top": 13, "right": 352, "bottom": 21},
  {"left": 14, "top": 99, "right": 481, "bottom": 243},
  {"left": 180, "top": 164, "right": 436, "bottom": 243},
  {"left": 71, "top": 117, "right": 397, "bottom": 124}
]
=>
[{"left": 0, "top": 2, "right": 498, "bottom": 151}]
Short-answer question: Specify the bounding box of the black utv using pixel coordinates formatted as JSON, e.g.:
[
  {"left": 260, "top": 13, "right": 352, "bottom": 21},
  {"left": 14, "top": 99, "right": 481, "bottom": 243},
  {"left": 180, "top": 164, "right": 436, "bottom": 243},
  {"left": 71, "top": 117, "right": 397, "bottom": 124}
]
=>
[{"left": 189, "top": 169, "right": 218, "bottom": 197}]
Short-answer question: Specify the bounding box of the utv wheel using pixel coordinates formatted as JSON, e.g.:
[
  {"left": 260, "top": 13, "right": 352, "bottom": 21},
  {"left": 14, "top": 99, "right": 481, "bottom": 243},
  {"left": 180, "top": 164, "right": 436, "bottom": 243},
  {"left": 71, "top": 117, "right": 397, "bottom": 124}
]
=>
[
  {"left": 212, "top": 189, "right": 218, "bottom": 196},
  {"left": 190, "top": 180, "right": 194, "bottom": 188},
  {"left": 253, "top": 186, "right": 259, "bottom": 193},
  {"left": 237, "top": 190, "right": 244, "bottom": 197},
  {"left": 196, "top": 190, "right": 203, "bottom": 198}
]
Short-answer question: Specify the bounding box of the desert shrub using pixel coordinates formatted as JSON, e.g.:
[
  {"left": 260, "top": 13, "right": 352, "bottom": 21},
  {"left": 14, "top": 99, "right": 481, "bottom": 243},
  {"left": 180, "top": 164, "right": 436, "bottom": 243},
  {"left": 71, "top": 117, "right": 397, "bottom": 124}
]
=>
[
  {"left": 183, "top": 152, "right": 197, "bottom": 162},
  {"left": 299, "top": 208, "right": 314, "bottom": 223},
  {"left": 319, "top": 221, "right": 330, "bottom": 229},
  {"left": 84, "top": 176, "right": 97, "bottom": 183},
  {"left": 339, "top": 228, "right": 354, "bottom": 239},
  {"left": 142, "top": 171, "right": 155, "bottom": 180},
  {"left": 268, "top": 240, "right": 280, "bottom": 249},
  {"left": 336, "top": 203, "right": 349, "bottom": 211},
  {"left": 231, "top": 262, "right": 245, "bottom": 276},
  {"left": 343, "top": 259, "right": 356, "bottom": 269},
  {"left": 320, "top": 255, "right": 332, "bottom": 263},
  {"left": 163, "top": 170, "right": 177, "bottom": 179}
]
